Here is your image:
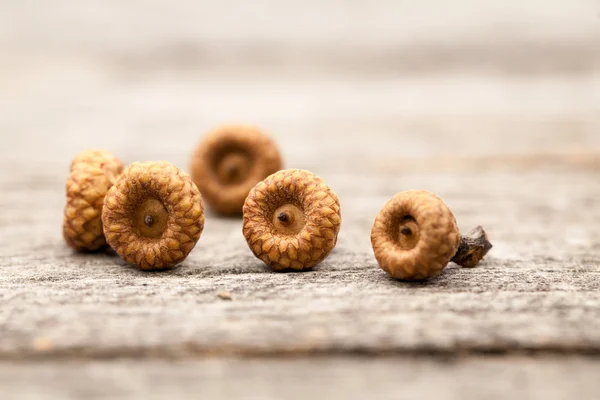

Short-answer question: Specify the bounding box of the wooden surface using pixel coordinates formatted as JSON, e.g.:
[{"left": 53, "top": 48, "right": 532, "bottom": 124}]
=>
[
  {"left": 2, "top": 356, "right": 599, "bottom": 400},
  {"left": 1, "top": 0, "right": 599, "bottom": 398}
]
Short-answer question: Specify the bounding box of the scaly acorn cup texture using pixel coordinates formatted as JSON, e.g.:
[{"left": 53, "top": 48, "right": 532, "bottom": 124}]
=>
[
  {"left": 190, "top": 125, "right": 282, "bottom": 216},
  {"left": 102, "top": 161, "right": 204, "bottom": 270},
  {"left": 371, "top": 190, "right": 461, "bottom": 280},
  {"left": 63, "top": 150, "right": 124, "bottom": 252},
  {"left": 243, "top": 169, "right": 341, "bottom": 271}
]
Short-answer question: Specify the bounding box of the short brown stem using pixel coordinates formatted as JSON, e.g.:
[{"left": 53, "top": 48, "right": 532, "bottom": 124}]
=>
[
  {"left": 272, "top": 204, "right": 305, "bottom": 235},
  {"left": 144, "top": 215, "right": 154, "bottom": 227},
  {"left": 278, "top": 212, "right": 290, "bottom": 223},
  {"left": 451, "top": 225, "right": 493, "bottom": 268}
]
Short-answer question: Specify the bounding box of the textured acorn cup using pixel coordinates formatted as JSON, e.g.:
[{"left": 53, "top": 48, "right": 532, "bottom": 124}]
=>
[
  {"left": 63, "top": 150, "right": 124, "bottom": 252},
  {"left": 190, "top": 125, "right": 282, "bottom": 216},
  {"left": 102, "top": 161, "right": 205, "bottom": 270},
  {"left": 371, "top": 190, "right": 461, "bottom": 280},
  {"left": 243, "top": 169, "right": 341, "bottom": 271},
  {"left": 371, "top": 190, "right": 493, "bottom": 280}
]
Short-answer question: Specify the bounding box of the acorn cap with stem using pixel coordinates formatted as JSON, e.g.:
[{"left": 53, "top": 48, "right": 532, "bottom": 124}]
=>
[
  {"left": 371, "top": 189, "right": 492, "bottom": 280},
  {"left": 371, "top": 190, "right": 461, "bottom": 280}
]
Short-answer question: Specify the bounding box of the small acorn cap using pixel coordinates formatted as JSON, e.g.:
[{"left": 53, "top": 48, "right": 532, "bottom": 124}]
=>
[
  {"left": 102, "top": 161, "right": 204, "bottom": 270},
  {"left": 190, "top": 125, "right": 282, "bottom": 216},
  {"left": 63, "top": 150, "right": 124, "bottom": 252},
  {"left": 243, "top": 169, "right": 341, "bottom": 271},
  {"left": 371, "top": 190, "right": 460, "bottom": 280}
]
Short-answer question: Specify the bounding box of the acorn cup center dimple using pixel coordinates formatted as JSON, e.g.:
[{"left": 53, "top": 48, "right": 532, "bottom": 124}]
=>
[
  {"left": 134, "top": 198, "right": 169, "bottom": 239},
  {"left": 396, "top": 216, "right": 420, "bottom": 250},
  {"left": 272, "top": 204, "right": 306, "bottom": 235},
  {"left": 216, "top": 152, "right": 251, "bottom": 184}
]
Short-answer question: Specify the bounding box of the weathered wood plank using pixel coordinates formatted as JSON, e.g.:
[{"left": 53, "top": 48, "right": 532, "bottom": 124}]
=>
[{"left": 2, "top": 356, "right": 600, "bottom": 400}]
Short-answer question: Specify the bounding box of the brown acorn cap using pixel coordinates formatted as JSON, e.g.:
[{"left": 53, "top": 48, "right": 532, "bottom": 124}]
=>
[
  {"left": 243, "top": 169, "right": 341, "bottom": 271},
  {"left": 102, "top": 161, "right": 204, "bottom": 270},
  {"left": 190, "top": 125, "right": 282, "bottom": 216},
  {"left": 63, "top": 150, "right": 124, "bottom": 252},
  {"left": 371, "top": 190, "right": 460, "bottom": 280}
]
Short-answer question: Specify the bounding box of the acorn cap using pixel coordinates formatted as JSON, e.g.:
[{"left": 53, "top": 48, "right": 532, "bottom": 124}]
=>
[
  {"left": 190, "top": 125, "right": 282, "bottom": 215},
  {"left": 63, "top": 150, "right": 124, "bottom": 252},
  {"left": 102, "top": 161, "right": 204, "bottom": 270},
  {"left": 371, "top": 190, "right": 460, "bottom": 280},
  {"left": 243, "top": 169, "right": 341, "bottom": 271}
]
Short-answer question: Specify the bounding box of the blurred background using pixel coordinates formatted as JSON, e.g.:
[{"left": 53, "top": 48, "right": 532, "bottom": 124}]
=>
[{"left": 1, "top": 0, "right": 598, "bottom": 168}]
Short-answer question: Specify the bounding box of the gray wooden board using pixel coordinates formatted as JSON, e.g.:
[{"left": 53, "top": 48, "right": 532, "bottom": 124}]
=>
[
  {"left": 1, "top": 356, "right": 600, "bottom": 400},
  {"left": 2, "top": 166, "right": 600, "bottom": 358}
]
